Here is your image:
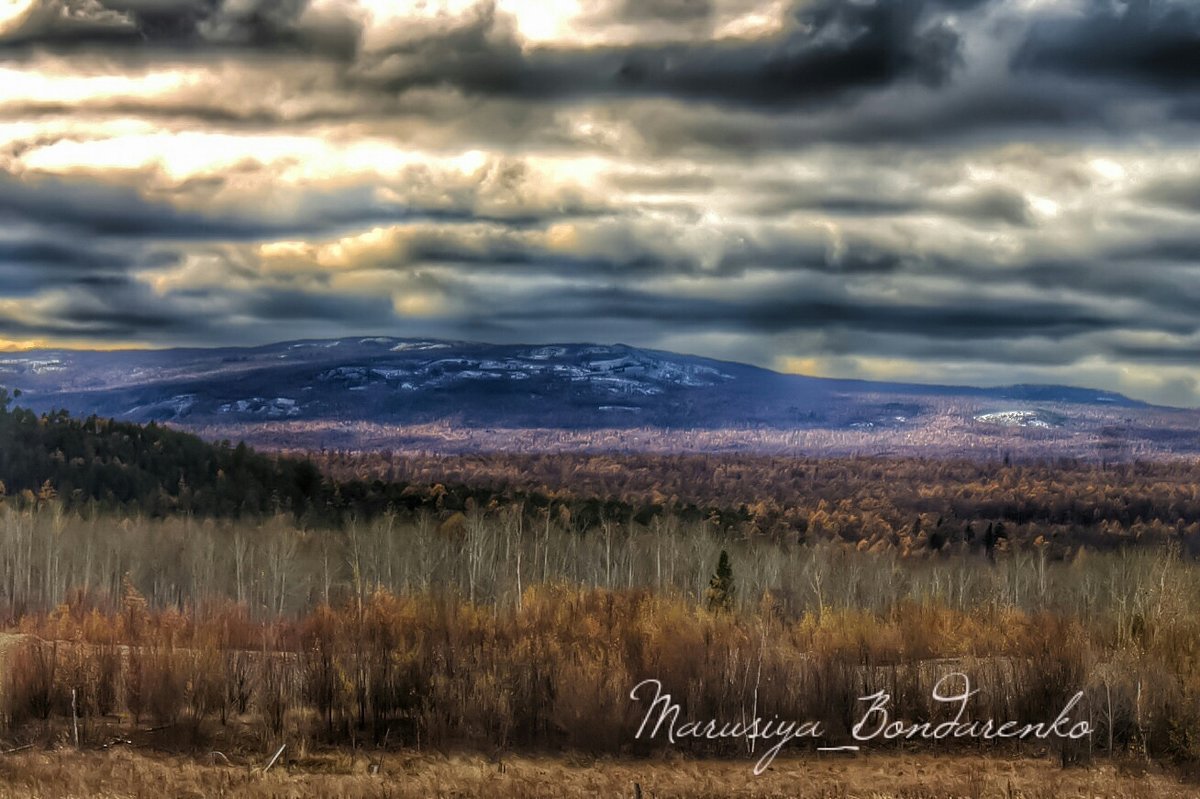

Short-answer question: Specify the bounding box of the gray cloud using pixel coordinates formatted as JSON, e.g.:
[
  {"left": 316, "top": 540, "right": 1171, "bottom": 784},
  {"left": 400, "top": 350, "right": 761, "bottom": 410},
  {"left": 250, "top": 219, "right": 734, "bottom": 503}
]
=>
[
  {"left": 352, "top": 0, "right": 977, "bottom": 110},
  {"left": 1139, "top": 176, "right": 1200, "bottom": 213},
  {"left": 0, "top": 0, "right": 360, "bottom": 56},
  {"left": 0, "top": 168, "right": 595, "bottom": 245},
  {"left": 490, "top": 284, "right": 1145, "bottom": 340},
  {"left": 614, "top": 0, "right": 713, "bottom": 24},
  {"left": 0, "top": 0, "right": 1198, "bottom": 405},
  {"left": 1, "top": 0, "right": 984, "bottom": 112},
  {"left": 0, "top": 0, "right": 1172, "bottom": 153},
  {"left": 1014, "top": 0, "right": 1200, "bottom": 89}
]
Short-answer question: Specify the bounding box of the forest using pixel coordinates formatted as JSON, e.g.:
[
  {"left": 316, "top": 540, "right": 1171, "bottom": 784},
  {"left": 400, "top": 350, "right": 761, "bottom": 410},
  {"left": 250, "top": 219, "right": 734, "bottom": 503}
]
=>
[
  {"left": 4, "top": 392, "right": 1200, "bottom": 786},
  {"left": 0, "top": 388, "right": 325, "bottom": 519},
  {"left": 5, "top": 388, "right": 1200, "bottom": 558},
  {"left": 1, "top": 507, "right": 1199, "bottom": 769}
]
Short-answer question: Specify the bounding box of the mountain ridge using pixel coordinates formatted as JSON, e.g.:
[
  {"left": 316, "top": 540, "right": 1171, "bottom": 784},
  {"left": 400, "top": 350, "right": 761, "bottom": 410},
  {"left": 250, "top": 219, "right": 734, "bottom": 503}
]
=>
[
  {"left": 0, "top": 335, "right": 1157, "bottom": 406},
  {"left": 1, "top": 337, "right": 1194, "bottom": 458}
]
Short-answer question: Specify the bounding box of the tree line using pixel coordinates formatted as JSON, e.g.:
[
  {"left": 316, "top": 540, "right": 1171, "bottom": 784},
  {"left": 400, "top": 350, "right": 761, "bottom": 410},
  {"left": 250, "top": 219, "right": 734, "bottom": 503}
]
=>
[
  {"left": 6, "top": 547, "right": 1198, "bottom": 766},
  {"left": 7, "top": 389, "right": 1200, "bottom": 559}
]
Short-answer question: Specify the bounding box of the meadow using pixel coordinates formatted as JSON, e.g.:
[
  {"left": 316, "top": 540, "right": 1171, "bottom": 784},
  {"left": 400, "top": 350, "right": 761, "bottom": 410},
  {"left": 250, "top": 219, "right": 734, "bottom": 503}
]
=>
[{"left": 0, "top": 749, "right": 1192, "bottom": 798}]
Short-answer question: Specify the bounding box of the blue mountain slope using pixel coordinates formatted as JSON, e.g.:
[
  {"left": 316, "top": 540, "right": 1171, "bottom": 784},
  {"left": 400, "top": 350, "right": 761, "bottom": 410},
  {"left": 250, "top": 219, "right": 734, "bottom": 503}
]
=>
[{"left": 0, "top": 337, "right": 1155, "bottom": 436}]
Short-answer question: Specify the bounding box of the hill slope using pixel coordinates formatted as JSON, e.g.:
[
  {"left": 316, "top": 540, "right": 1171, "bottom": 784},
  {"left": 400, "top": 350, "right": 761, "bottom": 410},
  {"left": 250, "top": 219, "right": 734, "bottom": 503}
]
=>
[
  {"left": 0, "top": 388, "right": 323, "bottom": 515},
  {"left": 1, "top": 338, "right": 1196, "bottom": 457}
]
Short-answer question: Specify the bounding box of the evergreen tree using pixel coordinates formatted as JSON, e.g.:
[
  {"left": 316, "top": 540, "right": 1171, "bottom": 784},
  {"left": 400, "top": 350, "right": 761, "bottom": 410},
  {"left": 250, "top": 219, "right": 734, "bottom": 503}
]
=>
[{"left": 705, "top": 550, "right": 735, "bottom": 613}]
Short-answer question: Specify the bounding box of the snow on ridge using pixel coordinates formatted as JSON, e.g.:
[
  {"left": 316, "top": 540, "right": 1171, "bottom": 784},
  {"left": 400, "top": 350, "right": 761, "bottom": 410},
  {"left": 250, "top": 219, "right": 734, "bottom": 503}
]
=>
[
  {"left": 391, "top": 342, "right": 450, "bottom": 352},
  {"left": 0, "top": 357, "right": 67, "bottom": 374},
  {"left": 975, "top": 410, "right": 1054, "bottom": 429},
  {"left": 525, "top": 346, "right": 567, "bottom": 360},
  {"left": 218, "top": 397, "right": 301, "bottom": 418}
]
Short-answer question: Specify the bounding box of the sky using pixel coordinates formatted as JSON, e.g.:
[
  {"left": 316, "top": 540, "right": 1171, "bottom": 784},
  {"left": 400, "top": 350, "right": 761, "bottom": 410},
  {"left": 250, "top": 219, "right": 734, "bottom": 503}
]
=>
[{"left": 0, "top": 0, "right": 1198, "bottom": 405}]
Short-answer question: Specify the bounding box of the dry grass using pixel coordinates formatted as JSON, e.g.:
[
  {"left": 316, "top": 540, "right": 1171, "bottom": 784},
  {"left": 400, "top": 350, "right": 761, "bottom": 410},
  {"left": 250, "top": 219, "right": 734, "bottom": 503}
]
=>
[
  {"left": 0, "top": 633, "right": 30, "bottom": 708},
  {"left": 0, "top": 750, "right": 1190, "bottom": 799}
]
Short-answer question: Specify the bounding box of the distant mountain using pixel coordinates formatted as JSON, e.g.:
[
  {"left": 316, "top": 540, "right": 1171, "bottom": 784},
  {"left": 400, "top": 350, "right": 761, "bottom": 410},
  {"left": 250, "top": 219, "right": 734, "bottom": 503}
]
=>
[{"left": 1, "top": 337, "right": 1196, "bottom": 458}]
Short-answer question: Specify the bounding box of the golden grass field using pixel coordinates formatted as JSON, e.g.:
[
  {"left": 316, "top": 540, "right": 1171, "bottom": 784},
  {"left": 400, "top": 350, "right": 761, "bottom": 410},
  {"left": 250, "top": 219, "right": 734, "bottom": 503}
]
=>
[{"left": 0, "top": 750, "right": 1192, "bottom": 799}]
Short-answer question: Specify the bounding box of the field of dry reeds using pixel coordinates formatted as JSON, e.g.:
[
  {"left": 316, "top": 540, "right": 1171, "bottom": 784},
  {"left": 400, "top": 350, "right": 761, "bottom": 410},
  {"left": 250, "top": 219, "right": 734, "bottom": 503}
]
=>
[
  {"left": 0, "top": 749, "right": 1194, "bottom": 798},
  {"left": 1, "top": 502, "right": 1200, "bottom": 795}
]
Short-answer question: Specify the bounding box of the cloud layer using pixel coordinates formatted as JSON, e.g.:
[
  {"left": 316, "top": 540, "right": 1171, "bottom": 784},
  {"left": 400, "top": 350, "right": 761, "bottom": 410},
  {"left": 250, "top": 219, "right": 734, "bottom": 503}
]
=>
[{"left": 1, "top": 0, "right": 1199, "bottom": 405}]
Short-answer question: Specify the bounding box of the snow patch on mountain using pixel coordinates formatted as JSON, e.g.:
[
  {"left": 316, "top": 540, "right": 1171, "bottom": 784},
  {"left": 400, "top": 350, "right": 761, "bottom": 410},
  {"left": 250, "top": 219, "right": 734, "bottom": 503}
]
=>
[
  {"left": 218, "top": 397, "right": 300, "bottom": 418},
  {"left": 975, "top": 410, "right": 1055, "bottom": 428}
]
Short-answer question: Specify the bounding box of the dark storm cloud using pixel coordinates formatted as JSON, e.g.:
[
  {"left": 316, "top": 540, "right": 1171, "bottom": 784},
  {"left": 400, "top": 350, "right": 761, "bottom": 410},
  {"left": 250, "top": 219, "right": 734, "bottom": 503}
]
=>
[
  {"left": 613, "top": 0, "right": 713, "bottom": 24},
  {"left": 0, "top": 173, "right": 274, "bottom": 239},
  {"left": 0, "top": 171, "right": 588, "bottom": 246},
  {"left": 1014, "top": 0, "right": 1200, "bottom": 89},
  {"left": 22, "top": 279, "right": 205, "bottom": 337},
  {"left": 0, "top": 0, "right": 360, "bottom": 57},
  {"left": 0, "top": 239, "right": 127, "bottom": 271},
  {"left": 399, "top": 240, "right": 689, "bottom": 276},
  {"left": 0, "top": 0, "right": 1161, "bottom": 149},
  {"left": 597, "top": 80, "right": 1120, "bottom": 160},
  {"left": 54, "top": 303, "right": 181, "bottom": 332},
  {"left": 497, "top": 286, "right": 1141, "bottom": 340},
  {"left": 0, "top": 0, "right": 1180, "bottom": 150},
  {"left": 0, "top": 272, "right": 396, "bottom": 340},
  {"left": 958, "top": 257, "right": 1200, "bottom": 324},
  {"left": 1108, "top": 342, "right": 1200, "bottom": 364},
  {"left": 952, "top": 186, "right": 1031, "bottom": 226},
  {"left": 1109, "top": 238, "right": 1200, "bottom": 264},
  {"left": 1171, "top": 97, "right": 1200, "bottom": 120},
  {"left": 744, "top": 181, "right": 1031, "bottom": 225},
  {"left": 347, "top": 220, "right": 925, "bottom": 278},
  {"left": 356, "top": 0, "right": 977, "bottom": 109},
  {"left": 236, "top": 288, "right": 395, "bottom": 324},
  {"left": 0, "top": 239, "right": 133, "bottom": 295},
  {"left": 0, "top": 0, "right": 994, "bottom": 112},
  {"left": 0, "top": 0, "right": 137, "bottom": 48},
  {"left": 1138, "top": 176, "right": 1200, "bottom": 213}
]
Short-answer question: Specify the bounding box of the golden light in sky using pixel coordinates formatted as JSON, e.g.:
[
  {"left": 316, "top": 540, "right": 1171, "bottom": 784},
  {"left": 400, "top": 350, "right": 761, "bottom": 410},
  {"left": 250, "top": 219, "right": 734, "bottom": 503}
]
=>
[{"left": 0, "top": 0, "right": 1194, "bottom": 406}]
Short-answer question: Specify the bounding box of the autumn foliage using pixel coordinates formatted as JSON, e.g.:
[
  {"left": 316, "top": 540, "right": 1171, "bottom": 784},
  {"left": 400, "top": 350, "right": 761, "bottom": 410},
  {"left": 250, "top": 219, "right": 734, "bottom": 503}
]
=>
[{"left": 3, "top": 549, "right": 1200, "bottom": 768}]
